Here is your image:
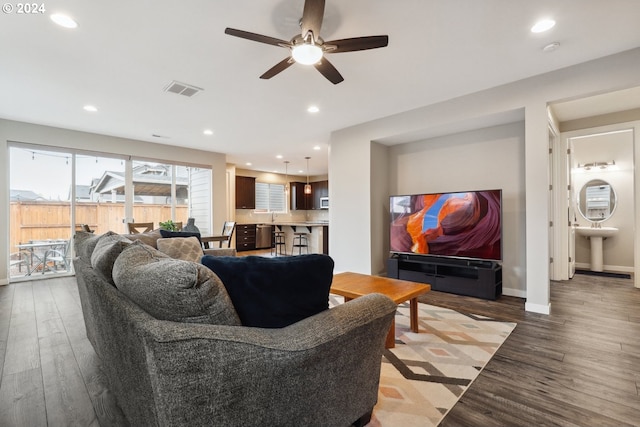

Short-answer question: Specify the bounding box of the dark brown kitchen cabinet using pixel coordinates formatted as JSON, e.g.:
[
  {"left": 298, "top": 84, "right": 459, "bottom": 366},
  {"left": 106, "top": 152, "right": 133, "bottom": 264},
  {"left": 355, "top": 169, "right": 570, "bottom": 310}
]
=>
[
  {"left": 235, "top": 176, "right": 256, "bottom": 209},
  {"left": 290, "top": 180, "right": 329, "bottom": 210},
  {"left": 235, "top": 224, "right": 256, "bottom": 251},
  {"left": 290, "top": 181, "right": 310, "bottom": 210},
  {"left": 311, "top": 180, "right": 328, "bottom": 209}
]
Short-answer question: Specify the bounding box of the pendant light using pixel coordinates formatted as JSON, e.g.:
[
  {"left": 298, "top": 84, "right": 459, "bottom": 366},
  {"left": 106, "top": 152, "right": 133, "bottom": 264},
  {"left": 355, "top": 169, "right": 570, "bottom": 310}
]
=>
[
  {"left": 284, "top": 160, "right": 290, "bottom": 194},
  {"left": 304, "top": 156, "right": 312, "bottom": 194}
]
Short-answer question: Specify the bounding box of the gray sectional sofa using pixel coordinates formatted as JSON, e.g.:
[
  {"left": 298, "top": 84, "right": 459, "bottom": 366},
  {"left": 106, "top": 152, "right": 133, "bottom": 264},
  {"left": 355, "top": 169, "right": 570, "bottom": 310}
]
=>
[{"left": 73, "top": 230, "right": 397, "bottom": 427}]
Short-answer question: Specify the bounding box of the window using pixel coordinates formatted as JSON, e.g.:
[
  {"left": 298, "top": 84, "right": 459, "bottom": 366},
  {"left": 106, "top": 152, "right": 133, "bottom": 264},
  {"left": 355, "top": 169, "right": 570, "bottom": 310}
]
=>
[{"left": 255, "top": 182, "right": 285, "bottom": 212}]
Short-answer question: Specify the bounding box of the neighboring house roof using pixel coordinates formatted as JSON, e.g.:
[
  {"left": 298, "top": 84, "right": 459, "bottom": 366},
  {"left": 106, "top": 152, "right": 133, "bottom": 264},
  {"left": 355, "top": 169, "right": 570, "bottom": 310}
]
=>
[
  {"left": 73, "top": 185, "right": 92, "bottom": 200},
  {"left": 91, "top": 164, "right": 189, "bottom": 197},
  {"left": 10, "top": 189, "right": 46, "bottom": 201}
]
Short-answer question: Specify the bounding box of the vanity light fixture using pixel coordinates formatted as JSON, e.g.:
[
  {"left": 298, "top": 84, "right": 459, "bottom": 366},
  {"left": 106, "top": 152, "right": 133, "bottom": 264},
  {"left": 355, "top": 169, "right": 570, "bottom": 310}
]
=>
[
  {"left": 304, "top": 156, "right": 312, "bottom": 194},
  {"left": 579, "top": 160, "right": 615, "bottom": 170}
]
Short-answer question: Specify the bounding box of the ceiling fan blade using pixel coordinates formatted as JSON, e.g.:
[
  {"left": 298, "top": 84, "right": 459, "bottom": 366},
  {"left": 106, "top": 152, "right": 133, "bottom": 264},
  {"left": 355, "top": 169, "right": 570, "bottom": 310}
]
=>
[
  {"left": 324, "top": 35, "right": 389, "bottom": 53},
  {"left": 314, "top": 57, "right": 344, "bottom": 84},
  {"left": 260, "top": 57, "right": 295, "bottom": 79},
  {"left": 225, "top": 28, "right": 290, "bottom": 47},
  {"left": 301, "top": 0, "right": 325, "bottom": 41}
]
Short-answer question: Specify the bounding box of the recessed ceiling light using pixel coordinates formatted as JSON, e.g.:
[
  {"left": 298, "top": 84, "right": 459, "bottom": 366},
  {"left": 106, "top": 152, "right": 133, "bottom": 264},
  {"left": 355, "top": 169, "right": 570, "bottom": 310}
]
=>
[
  {"left": 246, "top": 162, "right": 252, "bottom": 166},
  {"left": 313, "top": 146, "right": 321, "bottom": 151},
  {"left": 276, "top": 154, "right": 283, "bottom": 159},
  {"left": 307, "top": 105, "right": 320, "bottom": 113},
  {"left": 50, "top": 13, "right": 78, "bottom": 29},
  {"left": 83, "top": 105, "right": 98, "bottom": 112},
  {"left": 203, "top": 129, "right": 214, "bottom": 136},
  {"left": 531, "top": 19, "right": 555, "bottom": 33}
]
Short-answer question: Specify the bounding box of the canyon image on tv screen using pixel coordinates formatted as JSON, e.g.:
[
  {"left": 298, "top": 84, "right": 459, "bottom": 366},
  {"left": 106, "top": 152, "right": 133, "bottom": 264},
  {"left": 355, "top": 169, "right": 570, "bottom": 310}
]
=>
[{"left": 389, "top": 190, "right": 502, "bottom": 262}]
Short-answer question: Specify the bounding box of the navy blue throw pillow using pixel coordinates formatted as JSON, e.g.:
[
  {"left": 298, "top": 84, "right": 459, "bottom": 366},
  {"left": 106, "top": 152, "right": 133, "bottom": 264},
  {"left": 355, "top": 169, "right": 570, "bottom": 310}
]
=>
[
  {"left": 159, "top": 229, "right": 202, "bottom": 245},
  {"left": 200, "top": 254, "right": 334, "bottom": 328}
]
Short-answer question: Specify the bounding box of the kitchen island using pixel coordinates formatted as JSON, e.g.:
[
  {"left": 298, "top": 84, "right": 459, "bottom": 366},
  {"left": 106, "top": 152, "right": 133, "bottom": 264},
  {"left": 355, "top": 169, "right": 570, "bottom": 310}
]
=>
[{"left": 273, "top": 221, "right": 329, "bottom": 255}]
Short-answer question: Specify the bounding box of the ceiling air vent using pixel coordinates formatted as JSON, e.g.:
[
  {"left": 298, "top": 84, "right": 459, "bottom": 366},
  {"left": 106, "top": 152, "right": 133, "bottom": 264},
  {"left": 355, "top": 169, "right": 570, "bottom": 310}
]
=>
[{"left": 163, "top": 80, "right": 203, "bottom": 97}]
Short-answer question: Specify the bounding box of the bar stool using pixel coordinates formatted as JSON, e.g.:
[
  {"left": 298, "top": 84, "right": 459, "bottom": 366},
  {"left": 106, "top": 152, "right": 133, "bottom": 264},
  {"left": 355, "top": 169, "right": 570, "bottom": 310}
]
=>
[
  {"left": 292, "top": 232, "right": 309, "bottom": 255},
  {"left": 272, "top": 230, "right": 287, "bottom": 256}
]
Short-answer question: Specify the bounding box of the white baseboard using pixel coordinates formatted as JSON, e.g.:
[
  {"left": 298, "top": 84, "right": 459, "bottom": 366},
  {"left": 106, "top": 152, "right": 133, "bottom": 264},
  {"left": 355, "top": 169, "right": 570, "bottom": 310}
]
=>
[
  {"left": 525, "top": 301, "right": 551, "bottom": 314},
  {"left": 575, "top": 262, "right": 634, "bottom": 273},
  {"left": 502, "top": 287, "right": 526, "bottom": 298}
]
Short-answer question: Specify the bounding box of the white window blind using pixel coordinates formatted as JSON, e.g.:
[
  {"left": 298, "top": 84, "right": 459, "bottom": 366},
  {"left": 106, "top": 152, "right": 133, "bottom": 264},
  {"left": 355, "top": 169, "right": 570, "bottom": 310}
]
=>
[{"left": 255, "top": 182, "right": 285, "bottom": 212}]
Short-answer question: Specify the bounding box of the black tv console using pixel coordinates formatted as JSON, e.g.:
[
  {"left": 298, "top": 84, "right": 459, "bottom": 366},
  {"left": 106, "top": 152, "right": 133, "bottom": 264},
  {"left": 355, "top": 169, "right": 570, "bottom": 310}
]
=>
[{"left": 387, "top": 254, "right": 502, "bottom": 300}]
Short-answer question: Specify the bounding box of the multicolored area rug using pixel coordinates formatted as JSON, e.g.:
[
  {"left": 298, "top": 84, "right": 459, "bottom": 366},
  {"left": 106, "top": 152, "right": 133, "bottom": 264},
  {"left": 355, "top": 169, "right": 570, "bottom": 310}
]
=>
[{"left": 329, "top": 296, "right": 516, "bottom": 427}]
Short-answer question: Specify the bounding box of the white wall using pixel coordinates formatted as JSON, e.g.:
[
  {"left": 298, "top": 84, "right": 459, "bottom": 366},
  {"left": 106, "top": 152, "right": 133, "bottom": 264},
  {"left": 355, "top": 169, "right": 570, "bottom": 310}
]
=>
[
  {"left": 329, "top": 47, "right": 640, "bottom": 313},
  {"left": 329, "top": 133, "right": 373, "bottom": 274},
  {"left": 1, "top": 119, "right": 227, "bottom": 284},
  {"left": 388, "top": 122, "right": 526, "bottom": 296},
  {"left": 370, "top": 142, "right": 389, "bottom": 275}
]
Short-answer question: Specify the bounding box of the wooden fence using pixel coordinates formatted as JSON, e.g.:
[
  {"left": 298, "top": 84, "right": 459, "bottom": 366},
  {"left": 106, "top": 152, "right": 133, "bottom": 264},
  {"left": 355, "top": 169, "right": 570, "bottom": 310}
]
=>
[{"left": 10, "top": 201, "right": 188, "bottom": 253}]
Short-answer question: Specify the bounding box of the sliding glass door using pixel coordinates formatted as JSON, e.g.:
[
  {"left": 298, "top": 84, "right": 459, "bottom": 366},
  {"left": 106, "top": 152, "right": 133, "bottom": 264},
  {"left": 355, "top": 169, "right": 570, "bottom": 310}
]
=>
[
  {"left": 9, "top": 143, "right": 213, "bottom": 282},
  {"left": 9, "top": 146, "right": 73, "bottom": 279}
]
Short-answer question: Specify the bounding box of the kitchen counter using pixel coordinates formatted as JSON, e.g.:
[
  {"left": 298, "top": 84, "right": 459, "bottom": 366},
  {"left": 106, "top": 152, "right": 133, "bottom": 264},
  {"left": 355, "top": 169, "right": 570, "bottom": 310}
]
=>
[
  {"left": 235, "top": 221, "right": 329, "bottom": 254},
  {"left": 272, "top": 221, "right": 328, "bottom": 232},
  {"left": 273, "top": 222, "right": 328, "bottom": 255}
]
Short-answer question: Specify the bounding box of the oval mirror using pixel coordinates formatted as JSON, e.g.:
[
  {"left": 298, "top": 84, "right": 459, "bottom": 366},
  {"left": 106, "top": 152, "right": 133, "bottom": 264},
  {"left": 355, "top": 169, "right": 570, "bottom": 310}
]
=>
[{"left": 577, "top": 179, "right": 617, "bottom": 222}]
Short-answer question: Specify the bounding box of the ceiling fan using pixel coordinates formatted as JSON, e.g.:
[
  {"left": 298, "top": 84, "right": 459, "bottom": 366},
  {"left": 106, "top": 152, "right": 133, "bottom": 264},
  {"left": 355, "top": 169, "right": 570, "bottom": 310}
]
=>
[{"left": 224, "top": 0, "right": 388, "bottom": 84}]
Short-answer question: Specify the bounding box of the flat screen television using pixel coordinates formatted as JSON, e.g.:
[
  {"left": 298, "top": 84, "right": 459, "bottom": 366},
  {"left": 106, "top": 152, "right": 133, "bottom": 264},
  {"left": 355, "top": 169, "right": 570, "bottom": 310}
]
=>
[{"left": 390, "top": 189, "right": 502, "bottom": 262}]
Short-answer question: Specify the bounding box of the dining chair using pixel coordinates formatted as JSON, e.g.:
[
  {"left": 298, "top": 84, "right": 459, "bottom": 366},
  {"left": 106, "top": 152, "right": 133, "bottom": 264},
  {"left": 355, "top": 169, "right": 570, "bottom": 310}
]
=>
[
  {"left": 9, "top": 248, "right": 31, "bottom": 273},
  {"left": 219, "top": 221, "right": 236, "bottom": 248},
  {"left": 128, "top": 222, "right": 154, "bottom": 234},
  {"left": 43, "top": 240, "right": 70, "bottom": 273}
]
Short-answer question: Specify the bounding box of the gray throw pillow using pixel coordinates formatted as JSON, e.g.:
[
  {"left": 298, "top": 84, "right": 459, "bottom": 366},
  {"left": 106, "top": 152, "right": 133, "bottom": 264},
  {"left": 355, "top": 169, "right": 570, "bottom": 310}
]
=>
[
  {"left": 113, "top": 242, "right": 241, "bottom": 326},
  {"left": 74, "top": 230, "right": 101, "bottom": 263},
  {"left": 90, "top": 231, "right": 132, "bottom": 285}
]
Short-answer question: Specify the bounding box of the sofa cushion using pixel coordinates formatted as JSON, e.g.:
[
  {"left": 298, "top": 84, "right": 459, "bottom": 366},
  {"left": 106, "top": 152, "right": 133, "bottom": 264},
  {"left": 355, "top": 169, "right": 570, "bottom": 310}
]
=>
[
  {"left": 113, "top": 242, "right": 241, "bottom": 326},
  {"left": 157, "top": 236, "right": 203, "bottom": 263},
  {"left": 159, "top": 229, "right": 202, "bottom": 246},
  {"left": 121, "top": 229, "right": 163, "bottom": 249},
  {"left": 74, "top": 230, "right": 102, "bottom": 262},
  {"left": 90, "top": 232, "right": 132, "bottom": 285},
  {"left": 200, "top": 254, "right": 334, "bottom": 328}
]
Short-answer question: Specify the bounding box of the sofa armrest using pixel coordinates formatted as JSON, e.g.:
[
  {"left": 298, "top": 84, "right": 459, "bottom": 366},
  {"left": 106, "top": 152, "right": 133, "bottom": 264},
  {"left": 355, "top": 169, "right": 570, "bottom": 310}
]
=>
[
  {"left": 202, "top": 247, "right": 236, "bottom": 257},
  {"left": 141, "top": 293, "right": 396, "bottom": 427}
]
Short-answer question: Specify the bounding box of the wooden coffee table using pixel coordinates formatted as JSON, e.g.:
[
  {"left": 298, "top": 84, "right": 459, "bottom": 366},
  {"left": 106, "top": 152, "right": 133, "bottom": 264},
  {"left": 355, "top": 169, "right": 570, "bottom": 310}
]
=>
[{"left": 330, "top": 272, "right": 431, "bottom": 348}]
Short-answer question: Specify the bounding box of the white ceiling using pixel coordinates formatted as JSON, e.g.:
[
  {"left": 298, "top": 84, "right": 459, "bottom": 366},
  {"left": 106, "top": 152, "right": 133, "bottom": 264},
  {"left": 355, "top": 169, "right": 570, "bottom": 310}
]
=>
[{"left": 1, "top": 0, "right": 639, "bottom": 176}]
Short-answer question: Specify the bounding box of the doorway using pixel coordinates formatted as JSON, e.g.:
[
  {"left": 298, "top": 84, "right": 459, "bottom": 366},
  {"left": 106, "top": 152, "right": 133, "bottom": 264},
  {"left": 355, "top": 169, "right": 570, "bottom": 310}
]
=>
[{"left": 568, "top": 128, "right": 634, "bottom": 276}]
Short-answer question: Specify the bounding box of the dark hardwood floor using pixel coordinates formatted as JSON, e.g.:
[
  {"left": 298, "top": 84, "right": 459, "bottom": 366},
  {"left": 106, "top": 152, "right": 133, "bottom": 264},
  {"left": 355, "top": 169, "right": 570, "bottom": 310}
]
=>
[
  {"left": 1, "top": 268, "right": 639, "bottom": 426},
  {"left": 427, "top": 273, "right": 640, "bottom": 427}
]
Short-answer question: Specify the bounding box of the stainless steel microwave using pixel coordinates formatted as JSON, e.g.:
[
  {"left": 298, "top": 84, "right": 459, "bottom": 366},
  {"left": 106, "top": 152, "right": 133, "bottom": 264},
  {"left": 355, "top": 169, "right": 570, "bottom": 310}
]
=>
[{"left": 320, "top": 197, "right": 329, "bottom": 209}]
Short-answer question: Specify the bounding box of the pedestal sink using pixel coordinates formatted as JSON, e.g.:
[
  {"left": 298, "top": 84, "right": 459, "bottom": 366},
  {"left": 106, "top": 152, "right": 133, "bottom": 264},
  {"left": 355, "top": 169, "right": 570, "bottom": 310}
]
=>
[{"left": 575, "top": 226, "right": 619, "bottom": 272}]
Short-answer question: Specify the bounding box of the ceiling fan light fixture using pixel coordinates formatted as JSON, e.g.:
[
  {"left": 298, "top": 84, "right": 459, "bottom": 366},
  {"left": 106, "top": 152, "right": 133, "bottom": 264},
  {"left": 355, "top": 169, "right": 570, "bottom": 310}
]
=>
[{"left": 292, "top": 43, "right": 323, "bottom": 65}]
